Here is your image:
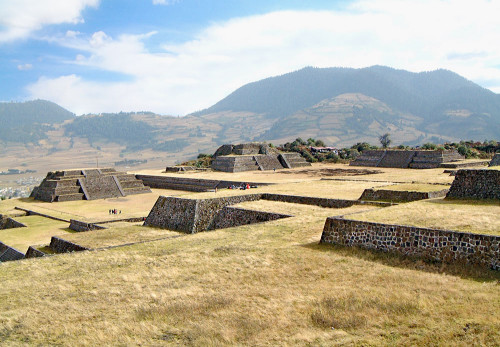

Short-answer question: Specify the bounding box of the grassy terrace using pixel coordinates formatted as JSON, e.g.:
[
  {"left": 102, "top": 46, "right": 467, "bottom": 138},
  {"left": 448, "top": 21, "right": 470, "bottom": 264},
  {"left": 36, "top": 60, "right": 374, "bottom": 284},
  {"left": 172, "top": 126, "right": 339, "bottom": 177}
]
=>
[
  {"left": 0, "top": 163, "right": 499, "bottom": 345},
  {"left": 351, "top": 198, "right": 500, "bottom": 236}
]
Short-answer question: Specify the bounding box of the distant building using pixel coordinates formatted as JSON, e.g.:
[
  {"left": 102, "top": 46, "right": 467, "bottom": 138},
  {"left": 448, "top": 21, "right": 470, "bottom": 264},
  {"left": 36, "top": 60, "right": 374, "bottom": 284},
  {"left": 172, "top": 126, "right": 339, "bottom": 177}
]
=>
[{"left": 310, "top": 147, "right": 339, "bottom": 154}]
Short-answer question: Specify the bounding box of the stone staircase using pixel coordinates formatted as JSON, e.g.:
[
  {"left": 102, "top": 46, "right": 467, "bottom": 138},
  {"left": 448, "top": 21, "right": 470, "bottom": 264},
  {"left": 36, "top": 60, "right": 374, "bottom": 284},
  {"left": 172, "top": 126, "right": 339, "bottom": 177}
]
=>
[
  {"left": 279, "top": 153, "right": 312, "bottom": 168},
  {"left": 350, "top": 150, "right": 386, "bottom": 167},
  {"left": 377, "top": 150, "right": 416, "bottom": 168},
  {"left": 254, "top": 155, "right": 284, "bottom": 171},
  {"left": 211, "top": 156, "right": 260, "bottom": 172},
  {"left": 409, "top": 150, "right": 464, "bottom": 169}
]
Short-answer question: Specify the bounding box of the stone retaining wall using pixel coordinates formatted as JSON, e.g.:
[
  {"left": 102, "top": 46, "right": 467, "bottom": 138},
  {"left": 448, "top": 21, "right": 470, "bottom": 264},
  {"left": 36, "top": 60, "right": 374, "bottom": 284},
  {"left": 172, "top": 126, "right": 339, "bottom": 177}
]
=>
[
  {"left": 351, "top": 150, "right": 464, "bottom": 169},
  {"left": 320, "top": 217, "right": 499, "bottom": 270},
  {"left": 489, "top": 154, "right": 500, "bottom": 167},
  {"left": 359, "top": 188, "right": 449, "bottom": 202},
  {"left": 211, "top": 207, "right": 291, "bottom": 230},
  {"left": 446, "top": 169, "right": 500, "bottom": 200},
  {"left": 25, "top": 246, "right": 46, "bottom": 258},
  {"left": 69, "top": 219, "right": 107, "bottom": 232},
  {"left": 49, "top": 236, "right": 89, "bottom": 253},
  {"left": 144, "top": 193, "right": 390, "bottom": 233},
  {"left": 0, "top": 215, "right": 26, "bottom": 229},
  {"left": 0, "top": 242, "right": 25, "bottom": 262},
  {"left": 261, "top": 193, "right": 391, "bottom": 208}
]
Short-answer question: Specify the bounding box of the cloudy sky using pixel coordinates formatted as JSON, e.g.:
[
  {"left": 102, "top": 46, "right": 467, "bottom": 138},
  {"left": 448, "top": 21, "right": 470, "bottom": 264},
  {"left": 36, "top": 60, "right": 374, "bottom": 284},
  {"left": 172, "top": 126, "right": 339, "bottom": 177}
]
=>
[{"left": 1, "top": 0, "right": 499, "bottom": 115}]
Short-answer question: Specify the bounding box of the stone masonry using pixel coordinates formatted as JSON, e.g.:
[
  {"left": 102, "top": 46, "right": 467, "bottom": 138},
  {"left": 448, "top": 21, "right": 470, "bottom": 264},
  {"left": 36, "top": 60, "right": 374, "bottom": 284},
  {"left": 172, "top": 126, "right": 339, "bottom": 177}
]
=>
[
  {"left": 359, "top": 188, "right": 449, "bottom": 202},
  {"left": 446, "top": 169, "right": 500, "bottom": 200},
  {"left": 489, "top": 154, "right": 500, "bottom": 167},
  {"left": 350, "top": 149, "right": 464, "bottom": 169},
  {"left": 320, "top": 217, "right": 499, "bottom": 270},
  {"left": 31, "top": 168, "right": 151, "bottom": 202}
]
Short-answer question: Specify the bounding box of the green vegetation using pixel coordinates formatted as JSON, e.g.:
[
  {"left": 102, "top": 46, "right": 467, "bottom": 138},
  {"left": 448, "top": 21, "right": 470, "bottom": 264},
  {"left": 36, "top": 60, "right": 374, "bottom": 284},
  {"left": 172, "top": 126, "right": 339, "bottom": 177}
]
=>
[
  {"left": 0, "top": 100, "right": 74, "bottom": 143},
  {"left": 65, "top": 113, "right": 154, "bottom": 146}
]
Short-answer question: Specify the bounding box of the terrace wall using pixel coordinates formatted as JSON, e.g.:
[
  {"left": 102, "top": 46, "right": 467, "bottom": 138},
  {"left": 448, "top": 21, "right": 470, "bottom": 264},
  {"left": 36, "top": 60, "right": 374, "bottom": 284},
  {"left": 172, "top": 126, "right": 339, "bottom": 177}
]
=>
[
  {"left": 446, "top": 169, "right": 500, "bottom": 200},
  {"left": 320, "top": 217, "right": 499, "bottom": 270},
  {"left": 359, "top": 188, "right": 449, "bottom": 202},
  {"left": 0, "top": 242, "right": 25, "bottom": 262},
  {"left": 211, "top": 207, "right": 291, "bottom": 230},
  {"left": 49, "top": 236, "right": 89, "bottom": 253}
]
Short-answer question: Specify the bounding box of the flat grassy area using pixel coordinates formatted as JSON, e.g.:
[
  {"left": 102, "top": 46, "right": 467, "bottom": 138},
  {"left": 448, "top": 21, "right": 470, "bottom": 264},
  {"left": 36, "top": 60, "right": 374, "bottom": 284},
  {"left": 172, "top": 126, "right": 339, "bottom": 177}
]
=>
[
  {"left": 0, "top": 215, "right": 70, "bottom": 252},
  {"left": 63, "top": 223, "right": 184, "bottom": 249},
  {"left": 0, "top": 163, "right": 499, "bottom": 345},
  {"left": 0, "top": 208, "right": 498, "bottom": 345},
  {"left": 352, "top": 198, "right": 500, "bottom": 235}
]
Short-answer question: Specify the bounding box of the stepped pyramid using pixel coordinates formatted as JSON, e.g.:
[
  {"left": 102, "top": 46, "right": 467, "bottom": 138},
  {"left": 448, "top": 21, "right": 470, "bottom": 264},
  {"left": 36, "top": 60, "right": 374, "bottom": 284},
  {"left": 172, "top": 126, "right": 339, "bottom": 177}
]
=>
[
  {"left": 211, "top": 143, "right": 311, "bottom": 173},
  {"left": 30, "top": 168, "right": 151, "bottom": 202}
]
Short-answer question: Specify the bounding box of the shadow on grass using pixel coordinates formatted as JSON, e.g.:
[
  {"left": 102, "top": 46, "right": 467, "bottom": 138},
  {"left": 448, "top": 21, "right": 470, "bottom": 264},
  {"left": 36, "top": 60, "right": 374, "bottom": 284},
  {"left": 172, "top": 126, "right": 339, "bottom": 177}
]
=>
[{"left": 302, "top": 241, "right": 500, "bottom": 283}]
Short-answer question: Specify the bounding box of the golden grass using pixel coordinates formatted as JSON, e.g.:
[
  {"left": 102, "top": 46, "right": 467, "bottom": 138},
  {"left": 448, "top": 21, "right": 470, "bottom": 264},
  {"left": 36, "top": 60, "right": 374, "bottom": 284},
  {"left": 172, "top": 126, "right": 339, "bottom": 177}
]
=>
[
  {"left": 0, "top": 210, "right": 498, "bottom": 346},
  {"left": 352, "top": 198, "right": 500, "bottom": 235},
  {"left": 0, "top": 216, "right": 70, "bottom": 252},
  {"left": 62, "top": 223, "right": 184, "bottom": 249},
  {"left": 0, "top": 163, "right": 499, "bottom": 345}
]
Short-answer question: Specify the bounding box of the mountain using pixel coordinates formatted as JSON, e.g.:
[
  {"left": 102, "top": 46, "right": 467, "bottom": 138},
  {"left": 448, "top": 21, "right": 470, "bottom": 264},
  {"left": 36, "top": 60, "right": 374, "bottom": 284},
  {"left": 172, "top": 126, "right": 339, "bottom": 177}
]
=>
[
  {"left": 0, "top": 100, "right": 74, "bottom": 143},
  {"left": 194, "top": 66, "right": 500, "bottom": 144},
  {"left": 1, "top": 66, "right": 499, "bottom": 171}
]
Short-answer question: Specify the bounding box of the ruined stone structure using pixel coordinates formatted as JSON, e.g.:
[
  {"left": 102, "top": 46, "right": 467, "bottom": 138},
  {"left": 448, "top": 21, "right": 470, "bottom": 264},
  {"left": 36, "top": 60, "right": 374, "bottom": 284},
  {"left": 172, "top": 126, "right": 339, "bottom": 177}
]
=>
[
  {"left": 320, "top": 217, "right": 499, "bottom": 270},
  {"left": 144, "top": 193, "right": 390, "bottom": 233},
  {"left": 350, "top": 150, "right": 464, "bottom": 169},
  {"left": 165, "top": 166, "right": 197, "bottom": 173},
  {"left": 446, "top": 169, "right": 500, "bottom": 200},
  {"left": 359, "top": 188, "right": 449, "bottom": 202},
  {"left": 48, "top": 236, "right": 90, "bottom": 253},
  {"left": 0, "top": 242, "right": 25, "bottom": 262},
  {"left": 0, "top": 215, "right": 26, "bottom": 229},
  {"left": 136, "top": 175, "right": 272, "bottom": 192},
  {"left": 489, "top": 154, "right": 500, "bottom": 167},
  {"left": 31, "top": 168, "right": 151, "bottom": 202},
  {"left": 144, "top": 194, "right": 264, "bottom": 233},
  {"left": 211, "top": 143, "right": 311, "bottom": 172},
  {"left": 69, "top": 219, "right": 107, "bottom": 232}
]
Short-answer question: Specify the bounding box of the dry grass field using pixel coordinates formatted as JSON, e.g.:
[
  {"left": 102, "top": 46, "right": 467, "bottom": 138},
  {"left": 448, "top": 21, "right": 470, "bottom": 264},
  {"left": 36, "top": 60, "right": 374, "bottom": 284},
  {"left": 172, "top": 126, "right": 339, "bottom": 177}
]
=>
[{"left": 0, "top": 163, "right": 499, "bottom": 346}]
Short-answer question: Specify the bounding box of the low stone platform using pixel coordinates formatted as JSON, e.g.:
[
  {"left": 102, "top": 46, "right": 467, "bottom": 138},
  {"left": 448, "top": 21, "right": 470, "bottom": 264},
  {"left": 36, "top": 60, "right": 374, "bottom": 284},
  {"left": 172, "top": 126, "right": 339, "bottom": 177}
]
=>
[
  {"left": 359, "top": 188, "right": 449, "bottom": 202},
  {"left": 350, "top": 150, "right": 464, "bottom": 169},
  {"left": 489, "top": 154, "right": 500, "bottom": 167}
]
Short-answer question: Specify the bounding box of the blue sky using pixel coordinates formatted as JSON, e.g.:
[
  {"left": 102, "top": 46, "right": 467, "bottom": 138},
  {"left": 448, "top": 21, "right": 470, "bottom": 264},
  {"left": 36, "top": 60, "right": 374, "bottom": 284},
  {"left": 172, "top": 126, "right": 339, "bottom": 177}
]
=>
[{"left": 1, "top": 0, "right": 499, "bottom": 115}]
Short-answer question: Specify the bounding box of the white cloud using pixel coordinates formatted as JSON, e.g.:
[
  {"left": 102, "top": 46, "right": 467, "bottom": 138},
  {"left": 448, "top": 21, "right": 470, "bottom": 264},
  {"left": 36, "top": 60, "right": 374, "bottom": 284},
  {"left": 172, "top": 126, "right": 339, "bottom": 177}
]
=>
[
  {"left": 152, "top": 0, "right": 179, "bottom": 5},
  {"left": 27, "top": 0, "right": 500, "bottom": 115},
  {"left": 0, "top": 0, "right": 99, "bottom": 42},
  {"left": 17, "top": 63, "right": 33, "bottom": 70}
]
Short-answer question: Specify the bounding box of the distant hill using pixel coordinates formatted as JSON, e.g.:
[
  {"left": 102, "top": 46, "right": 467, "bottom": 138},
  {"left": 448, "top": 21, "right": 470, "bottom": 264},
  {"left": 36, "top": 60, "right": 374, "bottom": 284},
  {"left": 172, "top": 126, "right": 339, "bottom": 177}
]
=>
[
  {"left": 1, "top": 66, "right": 499, "bottom": 160},
  {"left": 194, "top": 66, "right": 500, "bottom": 144},
  {"left": 0, "top": 100, "right": 74, "bottom": 143}
]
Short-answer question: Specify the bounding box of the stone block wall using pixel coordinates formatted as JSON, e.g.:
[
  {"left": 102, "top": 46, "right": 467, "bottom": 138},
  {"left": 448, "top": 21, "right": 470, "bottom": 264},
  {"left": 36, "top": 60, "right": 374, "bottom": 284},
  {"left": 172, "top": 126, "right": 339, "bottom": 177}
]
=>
[
  {"left": 211, "top": 206, "right": 291, "bottom": 230},
  {"left": 0, "top": 215, "right": 27, "bottom": 229},
  {"left": 144, "top": 196, "right": 199, "bottom": 232},
  {"left": 25, "top": 246, "right": 46, "bottom": 258},
  {"left": 320, "top": 217, "right": 499, "bottom": 270},
  {"left": 351, "top": 150, "right": 464, "bottom": 169},
  {"left": 359, "top": 188, "right": 449, "bottom": 202},
  {"left": 446, "top": 169, "right": 500, "bottom": 200},
  {"left": 0, "top": 242, "right": 25, "bottom": 262},
  {"left": 80, "top": 175, "right": 123, "bottom": 200},
  {"left": 278, "top": 153, "right": 312, "bottom": 168},
  {"left": 49, "top": 236, "right": 89, "bottom": 253},
  {"left": 489, "top": 154, "right": 500, "bottom": 167},
  {"left": 69, "top": 219, "right": 107, "bottom": 232}
]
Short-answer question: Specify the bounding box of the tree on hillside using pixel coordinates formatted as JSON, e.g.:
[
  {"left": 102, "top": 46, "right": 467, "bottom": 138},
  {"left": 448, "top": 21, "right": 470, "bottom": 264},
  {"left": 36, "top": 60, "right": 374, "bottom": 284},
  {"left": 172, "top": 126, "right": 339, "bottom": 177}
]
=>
[{"left": 379, "top": 133, "right": 391, "bottom": 148}]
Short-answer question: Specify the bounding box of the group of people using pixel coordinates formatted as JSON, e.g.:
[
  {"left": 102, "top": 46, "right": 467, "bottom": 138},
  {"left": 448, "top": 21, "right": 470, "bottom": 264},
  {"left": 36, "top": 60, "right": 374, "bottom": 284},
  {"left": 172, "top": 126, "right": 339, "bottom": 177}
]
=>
[
  {"left": 109, "top": 209, "right": 121, "bottom": 215},
  {"left": 227, "top": 183, "right": 252, "bottom": 190}
]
